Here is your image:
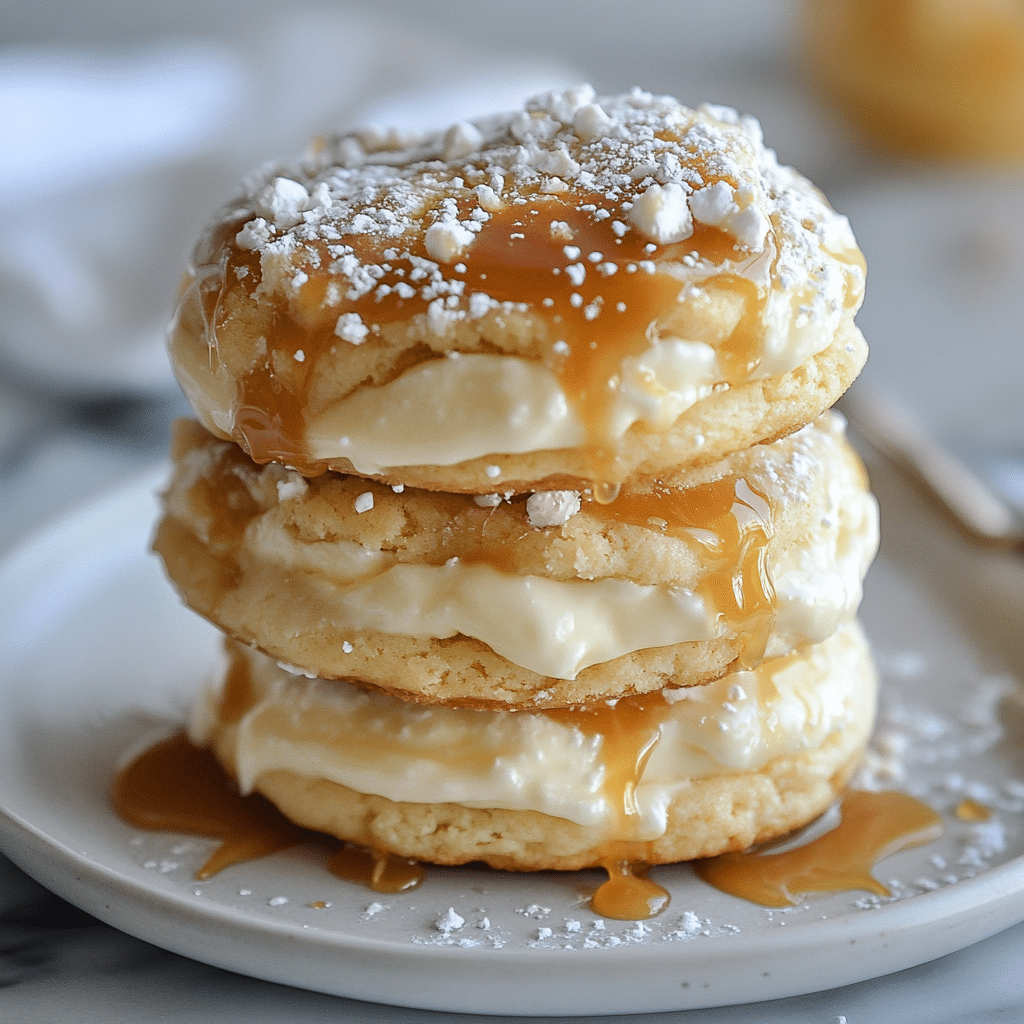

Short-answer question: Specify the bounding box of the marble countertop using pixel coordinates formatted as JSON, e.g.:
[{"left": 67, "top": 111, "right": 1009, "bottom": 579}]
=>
[{"left": 2, "top": 0, "right": 1024, "bottom": 1019}]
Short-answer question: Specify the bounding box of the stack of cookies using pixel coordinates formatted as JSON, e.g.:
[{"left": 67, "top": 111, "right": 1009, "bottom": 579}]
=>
[{"left": 155, "top": 87, "right": 879, "bottom": 876}]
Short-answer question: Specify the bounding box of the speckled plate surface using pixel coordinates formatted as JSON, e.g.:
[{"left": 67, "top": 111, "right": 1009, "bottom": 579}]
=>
[{"left": 1, "top": 464, "right": 1023, "bottom": 1016}]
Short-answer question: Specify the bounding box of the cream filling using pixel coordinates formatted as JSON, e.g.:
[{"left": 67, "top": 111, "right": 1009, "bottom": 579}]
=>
[
  {"left": 191, "top": 622, "right": 875, "bottom": 840},
  {"left": 304, "top": 318, "right": 840, "bottom": 475},
  {"left": 299, "top": 562, "right": 714, "bottom": 680},
  {"left": 311, "top": 355, "right": 584, "bottom": 472},
  {"left": 242, "top": 465, "right": 878, "bottom": 681}
]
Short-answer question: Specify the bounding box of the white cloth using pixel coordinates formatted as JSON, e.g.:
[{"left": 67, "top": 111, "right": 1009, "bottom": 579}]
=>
[{"left": 0, "top": 9, "right": 576, "bottom": 395}]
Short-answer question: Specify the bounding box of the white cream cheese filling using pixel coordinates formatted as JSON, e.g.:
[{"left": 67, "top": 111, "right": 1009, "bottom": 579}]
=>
[
  {"left": 298, "top": 317, "right": 841, "bottom": 474},
  {"left": 191, "top": 622, "right": 875, "bottom": 840},
  {"left": 310, "top": 354, "right": 585, "bottom": 473},
  {"left": 307, "top": 563, "right": 714, "bottom": 680}
]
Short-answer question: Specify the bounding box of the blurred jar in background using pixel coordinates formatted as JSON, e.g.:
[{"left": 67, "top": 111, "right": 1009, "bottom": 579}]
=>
[{"left": 805, "top": 0, "right": 1024, "bottom": 162}]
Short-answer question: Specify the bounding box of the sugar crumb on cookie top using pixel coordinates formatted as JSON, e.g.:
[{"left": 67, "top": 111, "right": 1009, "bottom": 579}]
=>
[{"left": 228, "top": 85, "right": 859, "bottom": 316}]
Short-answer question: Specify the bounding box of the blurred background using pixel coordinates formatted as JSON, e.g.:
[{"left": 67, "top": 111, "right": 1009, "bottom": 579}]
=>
[
  {"left": 1, "top": 0, "right": 1023, "bottom": 553},
  {"left": 2, "top": 3, "right": 1024, "bottom": 1017}
]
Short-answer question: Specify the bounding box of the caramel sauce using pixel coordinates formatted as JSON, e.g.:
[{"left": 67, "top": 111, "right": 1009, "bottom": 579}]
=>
[
  {"left": 112, "top": 731, "right": 946, "bottom": 920},
  {"left": 218, "top": 643, "right": 257, "bottom": 725},
  {"left": 232, "top": 303, "right": 321, "bottom": 471},
  {"left": 111, "top": 733, "right": 308, "bottom": 880},
  {"left": 955, "top": 798, "right": 991, "bottom": 822},
  {"left": 711, "top": 274, "right": 766, "bottom": 380},
  {"left": 591, "top": 480, "right": 622, "bottom": 504},
  {"left": 592, "top": 857, "right": 670, "bottom": 920},
  {"left": 545, "top": 696, "right": 673, "bottom": 921},
  {"left": 692, "top": 790, "right": 944, "bottom": 908},
  {"left": 585, "top": 474, "right": 775, "bottom": 667},
  {"left": 111, "top": 732, "right": 423, "bottom": 894},
  {"left": 327, "top": 844, "right": 424, "bottom": 893},
  {"left": 189, "top": 189, "right": 774, "bottom": 476},
  {"left": 454, "top": 207, "right": 748, "bottom": 465},
  {"left": 547, "top": 695, "right": 666, "bottom": 832}
]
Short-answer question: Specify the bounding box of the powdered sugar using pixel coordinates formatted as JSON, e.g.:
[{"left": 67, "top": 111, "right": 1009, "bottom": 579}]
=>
[
  {"left": 334, "top": 311, "right": 368, "bottom": 344},
  {"left": 219, "top": 87, "right": 862, "bottom": 340},
  {"left": 526, "top": 490, "right": 581, "bottom": 527},
  {"left": 689, "top": 180, "right": 770, "bottom": 250},
  {"left": 424, "top": 220, "right": 475, "bottom": 263},
  {"left": 627, "top": 182, "right": 693, "bottom": 244}
]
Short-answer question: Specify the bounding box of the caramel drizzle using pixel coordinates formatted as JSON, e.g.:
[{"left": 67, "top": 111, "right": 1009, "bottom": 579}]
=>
[
  {"left": 584, "top": 474, "right": 776, "bottom": 667},
  {"left": 546, "top": 693, "right": 674, "bottom": 921},
  {"left": 692, "top": 790, "right": 944, "bottom": 908},
  {"left": 547, "top": 696, "right": 665, "bottom": 829},
  {"left": 185, "top": 192, "right": 772, "bottom": 476}
]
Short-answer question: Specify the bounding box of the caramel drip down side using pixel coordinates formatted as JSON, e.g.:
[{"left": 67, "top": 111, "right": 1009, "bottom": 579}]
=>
[
  {"left": 546, "top": 696, "right": 673, "bottom": 921},
  {"left": 585, "top": 474, "right": 776, "bottom": 667}
]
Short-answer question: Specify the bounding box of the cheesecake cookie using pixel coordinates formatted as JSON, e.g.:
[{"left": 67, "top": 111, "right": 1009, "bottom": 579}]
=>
[
  {"left": 169, "top": 87, "right": 867, "bottom": 491},
  {"left": 155, "top": 413, "right": 878, "bottom": 707},
  {"left": 193, "top": 622, "right": 877, "bottom": 869}
]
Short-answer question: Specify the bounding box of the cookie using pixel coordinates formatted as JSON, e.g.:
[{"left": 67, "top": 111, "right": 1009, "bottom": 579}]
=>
[
  {"left": 168, "top": 87, "right": 866, "bottom": 491},
  {"left": 154, "top": 412, "right": 878, "bottom": 707},
  {"left": 192, "top": 621, "right": 877, "bottom": 870}
]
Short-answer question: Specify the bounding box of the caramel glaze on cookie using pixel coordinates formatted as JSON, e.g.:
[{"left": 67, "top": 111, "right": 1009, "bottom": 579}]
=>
[{"left": 189, "top": 623, "right": 878, "bottom": 870}]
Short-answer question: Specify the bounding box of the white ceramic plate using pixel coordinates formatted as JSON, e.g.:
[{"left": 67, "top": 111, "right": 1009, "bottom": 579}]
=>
[{"left": 1, "top": 465, "right": 1023, "bottom": 1017}]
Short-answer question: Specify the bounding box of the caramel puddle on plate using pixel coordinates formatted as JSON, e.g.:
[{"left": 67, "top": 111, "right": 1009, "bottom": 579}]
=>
[
  {"left": 692, "top": 790, "right": 944, "bottom": 908},
  {"left": 327, "top": 844, "right": 424, "bottom": 894},
  {"left": 111, "top": 732, "right": 422, "bottom": 891}
]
